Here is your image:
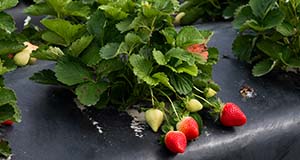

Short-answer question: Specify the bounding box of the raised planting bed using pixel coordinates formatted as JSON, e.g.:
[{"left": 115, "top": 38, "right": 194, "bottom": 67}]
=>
[{"left": 3, "top": 18, "right": 300, "bottom": 159}]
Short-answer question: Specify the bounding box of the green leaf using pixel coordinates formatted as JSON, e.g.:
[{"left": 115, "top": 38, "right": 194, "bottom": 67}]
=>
[
  {"left": 116, "top": 19, "right": 133, "bottom": 33},
  {"left": 41, "top": 18, "right": 85, "bottom": 45},
  {"left": 249, "top": 0, "right": 276, "bottom": 19},
  {"left": 24, "top": 3, "right": 56, "bottom": 16},
  {"left": 232, "top": 35, "right": 255, "bottom": 61},
  {"left": 99, "top": 5, "right": 128, "bottom": 20},
  {"left": 87, "top": 9, "right": 106, "bottom": 46},
  {"left": 33, "top": 0, "right": 46, "bottom": 4},
  {"left": 0, "top": 40, "right": 24, "bottom": 55},
  {"left": 96, "top": 58, "right": 124, "bottom": 77},
  {"left": 10, "top": 102, "right": 21, "bottom": 123},
  {"left": 0, "top": 0, "right": 18, "bottom": 11},
  {"left": 160, "top": 27, "right": 177, "bottom": 46},
  {"left": 152, "top": 72, "right": 175, "bottom": 92},
  {"left": 47, "top": 0, "right": 71, "bottom": 16},
  {"left": 81, "top": 42, "right": 102, "bottom": 66},
  {"left": 0, "top": 61, "right": 9, "bottom": 75},
  {"left": 104, "top": 21, "right": 123, "bottom": 43},
  {"left": 280, "top": 49, "right": 300, "bottom": 67},
  {"left": 0, "top": 87, "right": 16, "bottom": 106},
  {"left": 29, "top": 69, "right": 60, "bottom": 85},
  {"left": 282, "top": 58, "right": 300, "bottom": 67},
  {"left": 0, "top": 103, "right": 16, "bottom": 123},
  {"left": 176, "top": 26, "right": 204, "bottom": 47},
  {"left": 142, "top": 5, "right": 159, "bottom": 17},
  {"left": 176, "top": 64, "right": 198, "bottom": 76},
  {"left": 0, "top": 76, "right": 3, "bottom": 86},
  {"left": 242, "top": 19, "right": 265, "bottom": 31},
  {"left": 166, "top": 48, "right": 195, "bottom": 65},
  {"left": 119, "top": 33, "right": 144, "bottom": 54},
  {"left": 124, "top": 33, "right": 143, "bottom": 49},
  {"left": 179, "top": 5, "right": 204, "bottom": 25},
  {"left": 142, "top": 0, "right": 176, "bottom": 17},
  {"left": 252, "top": 59, "right": 277, "bottom": 77},
  {"left": 94, "top": 91, "right": 109, "bottom": 109},
  {"left": 31, "top": 46, "right": 64, "bottom": 61},
  {"left": 161, "top": 123, "right": 174, "bottom": 133},
  {"left": 262, "top": 8, "right": 285, "bottom": 29},
  {"left": 41, "top": 31, "right": 68, "bottom": 46},
  {"left": 0, "top": 12, "right": 15, "bottom": 33},
  {"left": 223, "top": 2, "right": 241, "bottom": 18},
  {"left": 276, "top": 22, "right": 294, "bottom": 36},
  {"left": 0, "top": 140, "right": 11, "bottom": 158},
  {"left": 0, "top": 59, "right": 16, "bottom": 75},
  {"left": 75, "top": 81, "right": 109, "bottom": 106},
  {"left": 99, "top": 43, "right": 120, "bottom": 60},
  {"left": 129, "top": 14, "right": 151, "bottom": 31},
  {"left": 199, "top": 30, "right": 213, "bottom": 42},
  {"left": 232, "top": 5, "right": 255, "bottom": 29},
  {"left": 169, "top": 73, "right": 193, "bottom": 95},
  {"left": 189, "top": 112, "right": 203, "bottom": 131},
  {"left": 152, "top": 49, "right": 167, "bottom": 65},
  {"left": 207, "top": 47, "right": 219, "bottom": 64},
  {"left": 68, "top": 35, "right": 93, "bottom": 57},
  {"left": 256, "top": 39, "right": 283, "bottom": 59},
  {"left": 55, "top": 56, "right": 93, "bottom": 86},
  {"left": 64, "top": 1, "right": 91, "bottom": 18},
  {"left": 129, "top": 54, "right": 157, "bottom": 86}
]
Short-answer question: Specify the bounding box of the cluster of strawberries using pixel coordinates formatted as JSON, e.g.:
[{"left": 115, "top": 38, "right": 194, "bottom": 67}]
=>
[{"left": 162, "top": 103, "right": 246, "bottom": 153}]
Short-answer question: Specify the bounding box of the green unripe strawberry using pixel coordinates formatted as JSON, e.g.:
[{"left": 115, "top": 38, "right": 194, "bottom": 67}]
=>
[
  {"left": 186, "top": 99, "right": 203, "bottom": 112},
  {"left": 13, "top": 49, "right": 31, "bottom": 66},
  {"left": 13, "top": 42, "right": 38, "bottom": 66},
  {"left": 205, "top": 88, "right": 217, "bottom": 98},
  {"left": 174, "top": 12, "right": 186, "bottom": 25},
  {"left": 145, "top": 108, "right": 164, "bottom": 132},
  {"left": 28, "top": 57, "right": 37, "bottom": 65}
]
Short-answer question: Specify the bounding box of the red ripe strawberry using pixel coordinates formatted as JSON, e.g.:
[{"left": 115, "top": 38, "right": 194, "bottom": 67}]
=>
[
  {"left": 176, "top": 116, "right": 199, "bottom": 140},
  {"left": 186, "top": 43, "right": 208, "bottom": 60},
  {"left": 164, "top": 131, "right": 187, "bottom": 153},
  {"left": 220, "top": 103, "right": 247, "bottom": 127},
  {"left": 2, "top": 120, "right": 13, "bottom": 126}
]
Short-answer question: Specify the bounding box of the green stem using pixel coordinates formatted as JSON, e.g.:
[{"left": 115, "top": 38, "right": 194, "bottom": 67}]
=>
[
  {"left": 149, "top": 87, "right": 155, "bottom": 107},
  {"left": 193, "top": 93, "right": 214, "bottom": 107},
  {"left": 157, "top": 89, "right": 179, "bottom": 119},
  {"left": 163, "top": 111, "right": 171, "bottom": 126},
  {"left": 193, "top": 86, "right": 204, "bottom": 93},
  {"left": 121, "top": 74, "right": 133, "bottom": 88}
]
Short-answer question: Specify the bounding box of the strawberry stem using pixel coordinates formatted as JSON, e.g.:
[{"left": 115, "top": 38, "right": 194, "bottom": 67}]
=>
[
  {"left": 157, "top": 89, "right": 180, "bottom": 120},
  {"left": 193, "top": 86, "right": 204, "bottom": 93},
  {"left": 193, "top": 94, "right": 214, "bottom": 107},
  {"left": 149, "top": 87, "right": 155, "bottom": 107},
  {"left": 163, "top": 111, "right": 171, "bottom": 126}
]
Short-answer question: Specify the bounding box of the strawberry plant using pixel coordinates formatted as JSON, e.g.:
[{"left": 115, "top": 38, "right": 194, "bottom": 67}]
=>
[
  {"left": 233, "top": 0, "right": 300, "bottom": 76},
  {"left": 27, "top": 0, "right": 246, "bottom": 153},
  {"left": 176, "top": 0, "right": 248, "bottom": 25},
  {"left": 0, "top": 0, "right": 37, "bottom": 158}
]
